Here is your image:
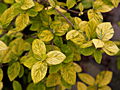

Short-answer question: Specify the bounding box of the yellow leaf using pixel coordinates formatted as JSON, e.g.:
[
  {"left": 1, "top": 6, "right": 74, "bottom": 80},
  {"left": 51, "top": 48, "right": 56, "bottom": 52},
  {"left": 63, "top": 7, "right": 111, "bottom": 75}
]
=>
[
  {"left": 93, "top": 0, "right": 114, "bottom": 12},
  {"left": 92, "top": 39, "right": 104, "bottom": 48},
  {"left": 31, "top": 61, "right": 47, "bottom": 83},
  {"left": 55, "top": 6, "right": 66, "bottom": 13},
  {"left": 48, "top": 0, "right": 56, "bottom": 7},
  {"left": 32, "top": 39, "right": 46, "bottom": 60},
  {"left": 0, "top": 82, "right": 3, "bottom": 90},
  {"left": 102, "top": 41, "right": 119, "bottom": 56},
  {"left": 78, "top": 73, "right": 95, "bottom": 85},
  {"left": 0, "top": 40, "right": 8, "bottom": 51},
  {"left": 111, "top": 0, "right": 120, "bottom": 7},
  {"left": 15, "top": 14, "right": 29, "bottom": 31},
  {"left": 98, "top": 86, "right": 111, "bottom": 90},
  {"left": 87, "top": 86, "right": 97, "bottom": 90},
  {"left": 73, "top": 63, "right": 82, "bottom": 73},
  {"left": 46, "top": 51, "right": 66, "bottom": 65},
  {"left": 21, "top": 0, "right": 35, "bottom": 10},
  {"left": 96, "top": 71, "right": 113, "bottom": 87},
  {"left": 80, "top": 41, "right": 93, "bottom": 48},
  {"left": 96, "top": 22, "right": 114, "bottom": 41},
  {"left": 38, "top": 30, "right": 54, "bottom": 42},
  {"left": 4, "top": 0, "right": 14, "bottom": 4},
  {"left": 77, "top": 82, "right": 87, "bottom": 90},
  {"left": 0, "top": 69, "right": 3, "bottom": 81}
]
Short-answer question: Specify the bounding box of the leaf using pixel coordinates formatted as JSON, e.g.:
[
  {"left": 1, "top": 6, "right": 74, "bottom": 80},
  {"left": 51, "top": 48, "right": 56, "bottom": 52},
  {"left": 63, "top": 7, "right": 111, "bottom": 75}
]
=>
[
  {"left": 78, "top": 73, "right": 95, "bottom": 85},
  {"left": 96, "top": 22, "right": 114, "bottom": 41},
  {"left": 0, "top": 69, "right": 3, "bottom": 81},
  {"left": 0, "top": 40, "right": 8, "bottom": 51},
  {"left": 73, "top": 63, "right": 82, "bottom": 73},
  {"left": 38, "top": 30, "right": 54, "bottom": 42},
  {"left": 87, "top": 86, "right": 97, "bottom": 90},
  {"left": 98, "top": 86, "right": 111, "bottom": 90},
  {"left": 96, "top": 71, "right": 113, "bottom": 87},
  {"left": 61, "top": 63, "right": 76, "bottom": 85},
  {"left": 32, "top": 39, "right": 46, "bottom": 60},
  {"left": 7, "top": 62, "right": 20, "bottom": 81},
  {"left": 66, "top": 0, "right": 76, "bottom": 9},
  {"left": 13, "top": 80, "right": 22, "bottom": 90},
  {"left": 111, "top": 0, "right": 120, "bottom": 7},
  {"left": 18, "top": 65, "right": 24, "bottom": 78},
  {"left": 21, "top": 0, "right": 35, "bottom": 10},
  {"left": 93, "top": 50, "right": 102, "bottom": 64},
  {"left": 15, "top": 14, "right": 29, "bottom": 31},
  {"left": 3, "top": 0, "right": 14, "bottom": 4},
  {"left": 31, "top": 61, "right": 47, "bottom": 83},
  {"left": 0, "top": 3, "right": 7, "bottom": 15},
  {"left": 46, "top": 51, "right": 66, "bottom": 65},
  {"left": 53, "top": 36, "right": 63, "bottom": 47},
  {"left": 77, "top": 82, "right": 87, "bottom": 90},
  {"left": 92, "top": 39, "right": 104, "bottom": 48},
  {"left": 102, "top": 41, "right": 119, "bottom": 56},
  {"left": 93, "top": 0, "right": 114, "bottom": 12},
  {"left": 46, "top": 73, "right": 61, "bottom": 87},
  {"left": 33, "top": 2, "right": 44, "bottom": 12},
  {"left": 0, "top": 82, "right": 3, "bottom": 90},
  {"left": 48, "top": 0, "right": 56, "bottom": 7}
]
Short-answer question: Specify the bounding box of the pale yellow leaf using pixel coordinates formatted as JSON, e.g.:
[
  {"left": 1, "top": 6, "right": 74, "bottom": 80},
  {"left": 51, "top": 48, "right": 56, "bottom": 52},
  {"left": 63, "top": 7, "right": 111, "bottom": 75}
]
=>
[
  {"left": 0, "top": 40, "right": 8, "bottom": 51},
  {"left": 92, "top": 39, "right": 104, "bottom": 48}
]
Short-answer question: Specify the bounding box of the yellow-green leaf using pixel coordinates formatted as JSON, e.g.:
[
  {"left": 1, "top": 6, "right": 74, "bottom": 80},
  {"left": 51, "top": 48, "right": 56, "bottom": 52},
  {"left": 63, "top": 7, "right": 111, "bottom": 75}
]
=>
[
  {"left": 98, "top": 86, "right": 111, "bottom": 90},
  {"left": 93, "top": 0, "right": 114, "bottom": 12},
  {"left": 13, "top": 80, "right": 22, "bottom": 90},
  {"left": 0, "top": 40, "right": 8, "bottom": 51},
  {"left": 15, "top": 14, "right": 29, "bottom": 31},
  {"left": 87, "top": 86, "right": 97, "bottom": 90},
  {"left": 31, "top": 61, "right": 47, "bottom": 83},
  {"left": 7, "top": 62, "right": 20, "bottom": 81},
  {"left": 21, "top": 0, "right": 35, "bottom": 10},
  {"left": 46, "top": 51, "right": 66, "bottom": 65},
  {"left": 3, "top": 0, "right": 14, "bottom": 4},
  {"left": 46, "top": 73, "right": 61, "bottom": 87},
  {"left": 38, "top": 30, "right": 54, "bottom": 42},
  {"left": 73, "top": 63, "right": 82, "bottom": 73},
  {"left": 78, "top": 73, "right": 95, "bottom": 85},
  {"left": 96, "top": 71, "right": 113, "bottom": 87},
  {"left": 61, "top": 63, "right": 76, "bottom": 85},
  {"left": 32, "top": 39, "right": 46, "bottom": 60},
  {"left": 96, "top": 22, "right": 114, "bottom": 41},
  {"left": 92, "top": 39, "right": 104, "bottom": 48},
  {"left": 94, "top": 50, "right": 102, "bottom": 64},
  {"left": 33, "top": 2, "right": 44, "bottom": 12},
  {"left": 48, "top": 0, "right": 56, "bottom": 7},
  {"left": 111, "top": 0, "right": 120, "bottom": 7},
  {"left": 0, "top": 69, "right": 3, "bottom": 81},
  {"left": 77, "top": 82, "right": 87, "bottom": 90},
  {"left": 0, "top": 82, "right": 3, "bottom": 90},
  {"left": 66, "top": 0, "right": 76, "bottom": 9},
  {"left": 102, "top": 41, "right": 119, "bottom": 56}
]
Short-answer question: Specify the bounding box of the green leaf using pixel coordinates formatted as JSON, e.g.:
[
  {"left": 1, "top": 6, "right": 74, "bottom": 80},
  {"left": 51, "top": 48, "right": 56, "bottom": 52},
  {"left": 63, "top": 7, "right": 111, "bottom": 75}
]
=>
[
  {"left": 96, "top": 71, "right": 113, "bottom": 87},
  {"left": 77, "top": 82, "right": 87, "bottom": 90},
  {"left": 92, "top": 39, "right": 104, "bottom": 48},
  {"left": 46, "top": 73, "right": 61, "bottom": 87},
  {"left": 61, "top": 63, "right": 76, "bottom": 85},
  {"left": 18, "top": 65, "right": 24, "bottom": 78},
  {"left": 31, "top": 61, "right": 48, "bottom": 83},
  {"left": 102, "top": 41, "right": 119, "bottom": 56},
  {"left": 21, "top": 0, "right": 35, "bottom": 10},
  {"left": 15, "top": 14, "right": 29, "bottom": 31},
  {"left": 48, "top": 0, "right": 56, "bottom": 7},
  {"left": 0, "top": 69, "right": 3, "bottom": 81},
  {"left": 7, "top": 62, "right": 21, "bottom": 81},
  {"left": 32, "top": 39, "right": 46, "bottom": 60},
  {"left": 13, "top": 80, "right": 22, "bottom": 90},
  {"left": 46, "top": 51, "right": 66, "bottom": 65},
  {"left": 96, "top": 22, "right": 114, "bottom": 41},
  {"left": 78, "top": 73, "right": 95, "bottom": 85},
  {"left": 0, "top": 40, "right": 8, "bottom": 51},
  {"left": 93, "top": 50, "right": 102, "bottom": 64},
  {"left": 0, "top": 3, "right": 7, "bottom": 16},
  {"left": 66, "top": 0, "right": 76, "bottom": 9},
  {"left": 53, "top": 36, "right": 63, "bottom": 47}
]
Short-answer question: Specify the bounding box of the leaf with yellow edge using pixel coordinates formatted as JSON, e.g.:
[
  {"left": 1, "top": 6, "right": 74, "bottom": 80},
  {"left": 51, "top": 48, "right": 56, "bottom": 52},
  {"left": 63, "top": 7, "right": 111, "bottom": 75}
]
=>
[
  {"left": 73, "top": 63, "right": 82, "bottom": 73},
  {"left": 33, "top": 2, "right": 44, "bottom": 12},
  {"left": 96, "top": 71, "right": 113, "bottom": 87},
  {"left": 38, "top": 30, "right": 54, "bottom": 42},
  {"left": 96, "top": 22, "right": 114, "bottom": 41},
  {"left": 48, "top": 0, "right": 56, "bottom": 7},
  {"left": 74, "top": 17, "right": 82, "bottom": 25},
  {"left": 46, "top": 51, "right": 66, "bottom": 65},
  {"left": 66, "top": 0, "right": 76, "bottom": 9},
  {"left": 15, "top": 14, "right": 29, "bottom": 31},
  {"left": 21, "top": 0, "right": 35, "bottom": 10},
  {"left": 93, "top": 0, "right": 114, "bottom": 12},
  {"left": 80, "top": 41, "right": 93, "bottom": 48},
  {"left": 111, "top": 0, "right": 120, "bottom": 7},
  {"left": 31, "top": 61, "right": 47, "bottom": 83},
  {"left": 46, "top": 73, "right": 61, "bottom": 87},
  {"left": 32, "top": 39, "right": 46, "bottom": 60},
  {"left": 0, "top": 69, "right": 3, "bottom": 81},
  {"left": 0, "top": 40, "right": 8, "bottom": 51},
  {"left": 77, "top": 82, "right": 87, "bottom": 90},
  {"left": 98, "top": 86, "right": 111, "bottom": 90},
  {"left": 102, "top": 41, "right": 119, "bottom": 56},
  {"left": 88, "top": 9, "right": 103, "bottom": 22},
  {"left": 92, "top": 39, "right": 104, "bottom": 48},
  {"left": 78, "top": 73, "right": 95, "bottom": 85}
]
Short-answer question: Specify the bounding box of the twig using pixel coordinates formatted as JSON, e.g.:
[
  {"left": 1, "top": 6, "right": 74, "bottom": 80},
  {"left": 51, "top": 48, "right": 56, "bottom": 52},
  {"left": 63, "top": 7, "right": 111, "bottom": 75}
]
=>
[{"left": 55, "top": 8, "right": 74, "bottom": 28}]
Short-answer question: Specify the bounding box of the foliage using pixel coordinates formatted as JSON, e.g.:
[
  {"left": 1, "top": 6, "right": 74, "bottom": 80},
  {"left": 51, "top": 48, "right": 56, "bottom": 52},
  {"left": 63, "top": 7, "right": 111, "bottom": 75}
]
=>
[{"left": 0, "top": 0, "right": 120, "bottom": 89}]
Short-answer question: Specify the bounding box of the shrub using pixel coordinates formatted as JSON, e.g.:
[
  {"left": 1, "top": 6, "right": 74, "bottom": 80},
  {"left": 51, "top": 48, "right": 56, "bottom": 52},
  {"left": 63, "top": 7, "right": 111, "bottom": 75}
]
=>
[{"left": 0, "top": 0, "right": 120, "bottom": 90}]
